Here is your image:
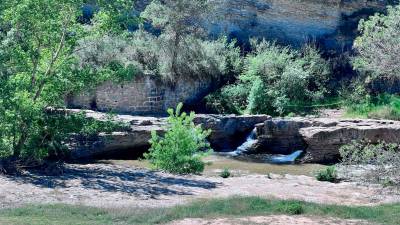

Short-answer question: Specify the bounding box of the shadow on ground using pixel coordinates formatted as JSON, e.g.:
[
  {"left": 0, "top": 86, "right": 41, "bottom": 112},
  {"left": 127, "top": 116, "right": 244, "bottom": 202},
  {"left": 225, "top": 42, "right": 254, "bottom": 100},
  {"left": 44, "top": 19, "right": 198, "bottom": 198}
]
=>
[{"left": 6, "top": 164, "right": 218, "bottom": 199}]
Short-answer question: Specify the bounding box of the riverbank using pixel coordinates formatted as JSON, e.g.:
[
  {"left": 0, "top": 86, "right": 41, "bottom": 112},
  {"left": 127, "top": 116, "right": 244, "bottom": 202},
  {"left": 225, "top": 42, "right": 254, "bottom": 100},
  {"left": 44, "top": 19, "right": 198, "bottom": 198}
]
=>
[{"left": 1, "top": 160, "right": 399, "bottom": 210}]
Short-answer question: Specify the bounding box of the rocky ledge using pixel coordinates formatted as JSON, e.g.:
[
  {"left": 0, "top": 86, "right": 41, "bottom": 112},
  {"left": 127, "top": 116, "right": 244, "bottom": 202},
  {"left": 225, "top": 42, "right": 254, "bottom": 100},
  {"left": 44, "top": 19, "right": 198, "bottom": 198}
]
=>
[
  {"left": 67, "top": 110, "right": 400, "bottom": 164},
  {"left": 253, "top": 118, "right": 400, "bottom": 163},
  {"left": 67, "top": 110, "right": 270, "bottom": 159}
]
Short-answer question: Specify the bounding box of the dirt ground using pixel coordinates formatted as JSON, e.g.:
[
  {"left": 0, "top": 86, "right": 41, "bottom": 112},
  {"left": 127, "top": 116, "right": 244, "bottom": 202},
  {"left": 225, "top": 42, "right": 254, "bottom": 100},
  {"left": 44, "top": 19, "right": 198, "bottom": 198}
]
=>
[
  {"left": 169, "top": 215, "right": 373, "bottom": 225},
  {"left": 0, "top": 162, "right": 399, "bottom": 209}
]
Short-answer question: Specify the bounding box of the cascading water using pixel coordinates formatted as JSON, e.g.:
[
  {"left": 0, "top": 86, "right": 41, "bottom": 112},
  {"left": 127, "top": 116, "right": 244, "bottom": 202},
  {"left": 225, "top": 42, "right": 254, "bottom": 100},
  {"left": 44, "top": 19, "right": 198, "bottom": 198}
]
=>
[
  {"left": 230, "top": 128, "right": 257, "bottom": 156},
  {"left": 270, "top": 150, "right": 303, "bottom": 164},
  {"left": 228, "top": 127, "right": 303, "bottom": 164}
]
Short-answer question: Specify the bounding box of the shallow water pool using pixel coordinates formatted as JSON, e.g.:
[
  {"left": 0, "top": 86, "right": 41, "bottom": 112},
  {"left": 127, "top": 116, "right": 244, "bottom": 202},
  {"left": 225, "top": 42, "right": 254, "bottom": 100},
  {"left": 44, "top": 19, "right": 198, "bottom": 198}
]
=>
[{"left": 100, "top": 154, "right": 326, "bottom": 177}]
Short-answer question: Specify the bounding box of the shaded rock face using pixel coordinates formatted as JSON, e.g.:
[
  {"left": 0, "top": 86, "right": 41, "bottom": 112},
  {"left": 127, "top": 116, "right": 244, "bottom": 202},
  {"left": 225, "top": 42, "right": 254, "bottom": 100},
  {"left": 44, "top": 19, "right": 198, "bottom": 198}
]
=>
[
  {"left": 209, "top": 0, "right": 390, "bottom": 50},
  {"left": 254, "top": 118, "right": 400, "bottom": 163},
  {"left": 66, "top": 76, "right": 216, "bottom": 115},
  {"left": 134, "top": 0, "right": 391, "bottom": 51},
  {"left": 193, "top": 114, "right": 271, "bottom": 150},
  {"left": 366, "top": 76, "right": 400, "bottom": 94},
  {"left": 68, "top": 110, "right": 270, "bottom": 159}
]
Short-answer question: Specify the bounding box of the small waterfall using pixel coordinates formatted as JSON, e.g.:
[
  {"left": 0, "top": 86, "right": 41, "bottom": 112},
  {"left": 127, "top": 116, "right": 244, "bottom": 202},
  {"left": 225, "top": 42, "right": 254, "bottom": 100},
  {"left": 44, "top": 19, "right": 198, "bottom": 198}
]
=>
[
  {"left": 230, "top": 128, "right": 257, "bottom": 156},
  {"left": 270, "top": 150, "right": 304, "bottom": 164},
  {"left": 226, "top": 127, "right": 304, "bottom": 164}
]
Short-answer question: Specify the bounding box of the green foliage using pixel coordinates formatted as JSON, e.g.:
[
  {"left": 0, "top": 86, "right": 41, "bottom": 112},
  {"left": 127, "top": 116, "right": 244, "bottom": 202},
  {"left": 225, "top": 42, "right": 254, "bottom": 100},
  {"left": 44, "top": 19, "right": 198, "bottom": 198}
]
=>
[
  {"left": 345, "top": 6, "right": 400, "bottom": 118},
  {"left": 244, "top": 41, "right": 330, "bottom": 115},
  {"left": 90, "top": 0, "right": 139, "bottom": 35},
  {"left": 316, "top": 166, "right": 338, "bottom": 183},
  {"left": 276, "top": 201, "right": 304, "bottom": 215},
  {"left": 22, "top": 111, "right": 128, "bottom": 162},
  {"left": 207, "top": 41, "right": 331, "bottom": 115},
  {"left": 247, "top": 77, "right": 273, "bottom": 114},
  {"left": 353, "top": 5, "right": 400, "bottom": 79},
  {"left": 145, "top": 103, "right": 211, "bottom": 174},
  {"left": 205, "top": 82, "right": 249, "bottom": 114},
  {"left": 76, "top": 31, "right": 241, "bottom": 83},
  {"left": 344, "top": 92, "right": 400, "bottom": 120},
  {"left": 2, "top": 197, "right": 400, "bottom": 225},
  {"left": 219, "top": 168, "right": 231, "bottom": 178},
  {"left": 141, "top": 0, "right": 221, "bottom": 81},
  {"left": 75, "top": 34, "right": 142, "bottom": 85},
  {"left": 0, "top": 0, "right": 133, "bottom": 166},
  {"left": 339, "top": 140, "right": 400, "bottom": 186}
]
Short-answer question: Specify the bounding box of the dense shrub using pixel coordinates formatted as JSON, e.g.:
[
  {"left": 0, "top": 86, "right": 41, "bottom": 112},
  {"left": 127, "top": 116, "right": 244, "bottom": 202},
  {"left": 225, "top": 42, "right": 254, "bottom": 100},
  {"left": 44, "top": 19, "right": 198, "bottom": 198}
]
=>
[
  {"left": 140, "top": 0, "right": 242, "bottom": 82},
  {"left": 316, "top": 166, "right": 338, "bottom": 183},
  {"left": 145, "top": 103, "right": 211, "bottom": 174},
  {"left": 76, "top": 31, "right": 241, "bottom": 83},
  {"left": 277, "top": 201, "right": 304, "bottom": 215},
  {"left": 75, "top": 32, "right": 155, "bottom": 83},
  {"left": 219, "top": 168, "right": 231, "bottom": 178},
  {"left": 205, "top": 82, "right": 250, "bottom": 114},
  {"left": 207, "top": 40, "right": 330, "bottom": 115},
  {"left": 339, "top": 140, "right": 400, "bottom": 186},
  {"left": 353, "top": 5, "right": 400, "bottom": 79},
  {"left": 339, "top": 6, "right": 400, "bottom": 116}
]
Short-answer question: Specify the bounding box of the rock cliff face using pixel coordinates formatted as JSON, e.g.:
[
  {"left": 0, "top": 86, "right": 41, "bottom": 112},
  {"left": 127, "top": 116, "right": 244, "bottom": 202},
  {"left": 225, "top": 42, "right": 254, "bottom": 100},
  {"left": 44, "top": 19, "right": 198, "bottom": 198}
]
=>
[
  {"left": 135, "top": 0, "right": 392, "bottom": 50},
  {"left": 208, "top": 0, "right": 391, "bottom": 50}
]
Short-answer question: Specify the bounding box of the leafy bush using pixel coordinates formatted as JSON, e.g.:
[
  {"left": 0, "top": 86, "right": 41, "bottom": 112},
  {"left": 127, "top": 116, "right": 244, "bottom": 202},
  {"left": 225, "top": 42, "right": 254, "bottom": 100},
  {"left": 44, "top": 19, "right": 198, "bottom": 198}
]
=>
[
  {"left": 76, "top": 0, "right": 242, "bottom": 84},
  {"left": 76, "top": 31, "right": 241, "bottom": 83},
  {"left": 0, "top": 110, "right": 128, "bottom": 172},
  {"left": 277, "top": 201, "right": 304, "bottom": 215},
  {"left": 139, "top": 0, "right": 242, "bottom": 82},
  {"left": 316, "top": 166, "right": 338, "bottom": 183},
  {"left": 207, "top": 40, "right": 331, "bottom": 115},
  {"left": 145, "top": 103, "right": 211, "bottom": 174},
  {"left": 339, "top": 140, "right": 400, "bottom": 186},
  {"left": 205, "top": 82, "right": 249, "bottom": 114},
  {"left": 344, "top": 92, "right": 400, "bottom": 120},
  {"left": 220, "top": 168, "right": 231, "bottom": 178},
  {"left": 353, "top": 5, "right": 400, "bottom": 79}
]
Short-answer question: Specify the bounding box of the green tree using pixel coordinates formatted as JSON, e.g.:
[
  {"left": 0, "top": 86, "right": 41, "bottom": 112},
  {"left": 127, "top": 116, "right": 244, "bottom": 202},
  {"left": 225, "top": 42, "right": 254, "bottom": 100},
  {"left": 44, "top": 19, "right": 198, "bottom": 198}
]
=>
[
  {"left": 0, "top": 0, "right": 133, "bottom": 166},
  {"left": 89, "top": 0, "right": 139, "bottom": 35},
  {"left": 78, "top": 0, "right": 241, "bottom": 83},
  {"left": 141, "top": 0, "right": 211, "bottom": 80},
  {"left": 145, "top": 103, "right": 211, "bottom": 174},
  {"left": 353, "top": 5, "right": 400, "bottom": 79}
]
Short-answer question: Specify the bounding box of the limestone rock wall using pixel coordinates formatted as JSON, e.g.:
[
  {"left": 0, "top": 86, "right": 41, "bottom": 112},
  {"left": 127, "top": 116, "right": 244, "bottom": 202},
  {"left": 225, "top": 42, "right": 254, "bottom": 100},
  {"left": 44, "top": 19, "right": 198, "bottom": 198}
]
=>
[
  {"left": 67, "top": 76, "right": 215, "bottom": 114},
  {"left": 135, "top": 0, "right": 392, "bottom": 50},
  {"left": 208, "top": 0, "right": 391, "bottom": 50},
  {"left": 67, "top": 110, "right": 270, "bottom": 159},
  {"left": 255, "top": 118, "right": 400, "bottom": 163}
]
